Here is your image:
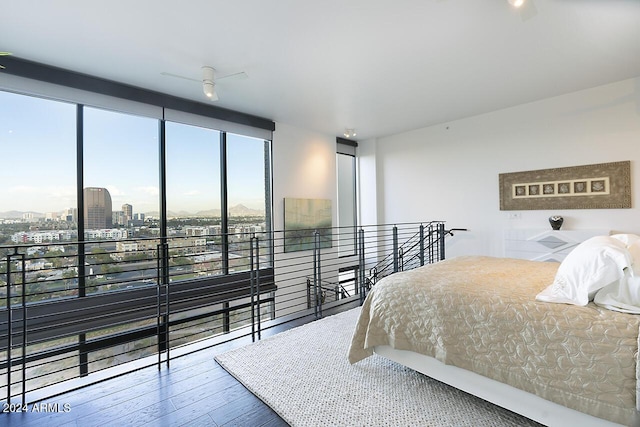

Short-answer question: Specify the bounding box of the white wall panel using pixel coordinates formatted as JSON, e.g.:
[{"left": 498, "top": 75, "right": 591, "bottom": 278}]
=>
[{"left": 365, "top": 76, "right": 640, "bottom": 257}]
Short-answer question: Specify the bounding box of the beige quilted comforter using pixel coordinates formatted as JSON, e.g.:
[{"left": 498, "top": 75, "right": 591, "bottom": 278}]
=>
[{"left": 348, "top": 256, "right": 640, "bottom": 425}]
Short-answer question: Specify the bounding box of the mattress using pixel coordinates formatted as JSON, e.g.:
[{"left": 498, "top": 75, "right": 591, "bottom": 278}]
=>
[{"left": 348, "top": 256, "right": 640, "bottom": 425}]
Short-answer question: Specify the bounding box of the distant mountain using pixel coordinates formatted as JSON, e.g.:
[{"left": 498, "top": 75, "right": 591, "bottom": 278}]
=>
[
  {"left": 229, "top": 204, "right": 264, "bottom": 217},
  {"left": 146, "top": 204, "right": 263, "bottom": 218},
  {"left": 0, "top": 206, "right": 263, "bottom": 220},
  {"left": 0, "top": 210, "right": 44, "bottom": 219}
]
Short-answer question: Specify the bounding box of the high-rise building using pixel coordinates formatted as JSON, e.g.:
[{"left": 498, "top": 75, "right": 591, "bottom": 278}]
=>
[
  {"left": 62, "top": 207, "right": 78, "bottom": 222},
  {"left": 113, "top": 210, "right": 126, "bottom": 226},
  {"left": 122, "top": 204, "right": 133, "bottom": 225},
  {"left": 84, "top": 187, "right": 112, "bottom": 230}
]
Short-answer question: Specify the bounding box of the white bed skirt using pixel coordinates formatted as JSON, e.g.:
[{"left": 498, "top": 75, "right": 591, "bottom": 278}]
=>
[{"left": 374, "top": 345, "right": 626, "bottom": 427}]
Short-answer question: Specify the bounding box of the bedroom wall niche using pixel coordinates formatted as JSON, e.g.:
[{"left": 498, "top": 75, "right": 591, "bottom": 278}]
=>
[
  {"left": 365, "top": 76, "right": 640, "bottom": 258},
  {"left": 271, "top": 123, "right": 339, "bottom": 316}
]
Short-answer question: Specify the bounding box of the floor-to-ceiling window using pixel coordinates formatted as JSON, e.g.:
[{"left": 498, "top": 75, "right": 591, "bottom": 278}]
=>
[
  {"left": 0, "top": 82, "right": 274, "bottom": 401},
  {"left": 226, "top": 133, "right": 270, "bottom": 273},
  {"left": 83, "top": 107, "right": 160, "bottom": 294},
  {"left": 166, "top": 122, "right": 222, "bottom": 278},
  {"left": 0, "top": 91, "right": 79, "bottom": 398},
  {"left": 225, "top": 133, "right": 273, "bottom": 329},
  {"left": 336, "top": 138, "right": 358, "bottom": 296},
  {"left": 82, "top": 107, "right": 162, "bottom": 374}
]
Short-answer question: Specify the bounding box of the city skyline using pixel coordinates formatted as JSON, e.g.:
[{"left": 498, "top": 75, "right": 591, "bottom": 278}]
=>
[{"left": 0, "top": 203, "right": 267, "bottom": 220}]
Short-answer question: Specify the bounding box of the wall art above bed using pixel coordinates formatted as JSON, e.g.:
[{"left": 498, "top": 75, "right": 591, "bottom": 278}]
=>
[{"left": 499, "top": 161, "right": 631, "bottom": 210}]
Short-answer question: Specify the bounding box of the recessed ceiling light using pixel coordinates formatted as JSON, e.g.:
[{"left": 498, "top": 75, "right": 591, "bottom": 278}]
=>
[
  {"left": 344, "top": 128, "right": 357, "bottom": 138},
  {"left": 508, "top": 0, "right": 525, "bottom": 8}
]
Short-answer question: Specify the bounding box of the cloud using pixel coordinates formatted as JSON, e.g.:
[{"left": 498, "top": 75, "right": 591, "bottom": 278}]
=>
[
  {"left": 7, "top": 185, "right": 39, "bottom": 194},
  {"left": 100, "top": 185, "right": 125, "bottom": 198},
  {"left": 1, "top": 185, "right": 76, "bottom": 212},
  {"left": 184, "top": 190, "right": 201, "bottom": 196},
  {"left": 135, "top": 186, "right": 160, "bottom": 196}
]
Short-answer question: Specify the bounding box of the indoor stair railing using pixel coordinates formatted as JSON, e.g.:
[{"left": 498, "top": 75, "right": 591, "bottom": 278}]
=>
[{"left": 367, "top": 223, "right": 467, "bottom": 287}]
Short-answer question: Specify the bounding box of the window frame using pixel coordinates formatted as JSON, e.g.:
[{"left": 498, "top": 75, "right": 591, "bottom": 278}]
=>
[{"left": 0, "top": 58, "right": 275, "bottom": 385}]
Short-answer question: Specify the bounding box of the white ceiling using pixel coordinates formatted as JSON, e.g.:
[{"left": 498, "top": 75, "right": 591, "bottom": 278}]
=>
[{"left": 1, "top": 0, "right": 640, "bottom": 140}]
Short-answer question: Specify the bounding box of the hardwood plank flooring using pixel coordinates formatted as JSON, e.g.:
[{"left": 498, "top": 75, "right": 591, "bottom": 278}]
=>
[{"left": 1, "top": 304, "right": 358, "bottom": 427}]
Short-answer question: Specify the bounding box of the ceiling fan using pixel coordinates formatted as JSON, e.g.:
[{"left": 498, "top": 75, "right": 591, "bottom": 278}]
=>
[{"left": 161, "top": 66, "right": 248, "bottom": 101}]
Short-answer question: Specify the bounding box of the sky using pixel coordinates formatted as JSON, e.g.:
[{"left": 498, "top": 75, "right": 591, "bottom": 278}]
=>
[{"left": 0, "top": 90, "right": 267, "bottom": 215}]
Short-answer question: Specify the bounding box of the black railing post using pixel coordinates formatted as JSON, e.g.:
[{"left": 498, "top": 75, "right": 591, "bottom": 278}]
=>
[
  {"left": 156, "top": 242, "right": 162, "bottom": 371},
  {"left": 6, "top": 248, "right": 10, "bottom": 405},
  {"left": 160, "top": 240, "right": 170, "bottom": 367},
  {"left": 358, "top": 228, "right": 365, "bottom": 305},
  {"left": 428, "top": 223, "right": 434, "bottom": 263},
  {"left": 438, "top": 223, "right": 446, "bottom": 261},
  {"left": 398, "top": 247, "right": 404, "bottom": 272},
  {"left": 253, "top": 236, "right": 262, "bottom": 340},
  {"left": 313, "top": 230, "right": 322, "bottom": 319},
  {"left": 20, "top": 252, "right": 26, "bottom": 407},
  {"left": 250, "top": 235, "right": 256, "bottom": 342},
  {"left": 223, "top": 302, "right": 230, "bottom": 332},
  {"left": 313, "top": 232, "right": 318, "bottom": 319},
  {"left": 392, "top": 226, "right": 399, "bottom": 273},
  {"left": 5, "top": 250, "right": 12, "bottom": 405},
  {"left": 419, "top": 224, "right": 425, "bottom": 266}
]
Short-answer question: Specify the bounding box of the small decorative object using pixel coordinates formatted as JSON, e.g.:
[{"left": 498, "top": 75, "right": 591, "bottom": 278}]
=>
[{"left": 549, "top": 216, "right": 564, "bottom": 230}]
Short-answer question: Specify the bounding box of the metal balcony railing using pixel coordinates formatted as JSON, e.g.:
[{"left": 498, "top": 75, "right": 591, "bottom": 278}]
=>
[{"left": 0, "top": 221, "right": 461, "bottom": 406}]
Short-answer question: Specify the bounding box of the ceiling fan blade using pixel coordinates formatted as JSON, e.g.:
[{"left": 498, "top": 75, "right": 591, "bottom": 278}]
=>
[
  {"left": 162, "top": 68, "right": 246, "bottom": 102},
  {"left": 160, "top": 71, "right": 200, "bottom": 83},
  {"left": 162, "top": 70, "right": 248, "bottom": 84},
  {"left": 217, "top": 71, "right": 248, "bottom": 82}
]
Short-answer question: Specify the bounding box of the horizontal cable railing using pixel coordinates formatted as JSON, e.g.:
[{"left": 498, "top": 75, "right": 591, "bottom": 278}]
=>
[{"left": 0, "top": 221, "right": 460, "bottom": 405}]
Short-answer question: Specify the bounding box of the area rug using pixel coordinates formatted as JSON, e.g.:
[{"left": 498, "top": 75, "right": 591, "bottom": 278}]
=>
[{"left": 215, "top": 308, "right": 541, "bottom": 427}]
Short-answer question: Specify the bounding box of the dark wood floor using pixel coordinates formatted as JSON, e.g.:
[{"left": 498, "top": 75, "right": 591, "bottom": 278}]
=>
[{"left": 0, "top": 307, "right": 360, "bottom": 427}]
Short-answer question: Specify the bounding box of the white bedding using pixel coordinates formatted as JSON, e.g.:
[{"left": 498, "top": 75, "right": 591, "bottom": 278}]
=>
[{"left": 349, "top": 256, "right": 640, "bottom": 425}]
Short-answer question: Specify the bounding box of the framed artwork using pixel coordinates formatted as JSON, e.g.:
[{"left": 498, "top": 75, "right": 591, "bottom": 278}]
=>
[
  {"left": 499, "top": 161, "right": 631, "bottom": 210},
  {"left": 284, "top": 198, "right": 332, "bottom": 252}
]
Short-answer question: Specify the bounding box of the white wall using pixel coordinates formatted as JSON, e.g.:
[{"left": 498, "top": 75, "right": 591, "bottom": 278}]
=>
[
  {"left": 272, "top": 122, "right": 337, "bottom": 228},
  {"left": 271, "top": 122, "right": 338, "bottom": 316},
  {"left": 365, "top": 77, "right": 640, "bottom": 257}
]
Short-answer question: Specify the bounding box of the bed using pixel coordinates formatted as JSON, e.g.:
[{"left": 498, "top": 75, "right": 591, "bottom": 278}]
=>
[{"left": 348, "top": 255, "right": 640, "bottom": 427}]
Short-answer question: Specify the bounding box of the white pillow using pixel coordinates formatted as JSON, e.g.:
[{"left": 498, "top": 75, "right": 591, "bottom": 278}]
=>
[
  {"left": 536, "top": 236, "right": 632, "bottom": 306},
  {"left": 611, "top": 234, "right": 640, "bottom": 275},
  {"left": 594, "top": 271, "right": 640, "bottom": 314},
  {"left": 610, "top": 233, "right": 640, "bottom": 247}
]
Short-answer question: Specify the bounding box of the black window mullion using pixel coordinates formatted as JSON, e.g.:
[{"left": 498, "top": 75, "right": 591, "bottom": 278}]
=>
[
  {"left": 264, "top": 140, "right": 274, "bottom": 266},
  {"left": 158, "top": 118, "right": 168, "bottom": 359},
  {"left": 159, "top": 117, "right": 167, "bottom": 240},
  {"left": 76, "top": 105, "right": 85, "bottom": 297},
  {"left": 220, "top": 132, "right": 229, "bottom": 275},
  {"left": 76, "top": 104, "right": 89, "bottom": 377}
]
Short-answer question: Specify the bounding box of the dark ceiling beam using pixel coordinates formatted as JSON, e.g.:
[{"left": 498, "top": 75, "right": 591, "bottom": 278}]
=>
[{"left": 1, "top": 56, "right": 275, "bottom": 132}]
